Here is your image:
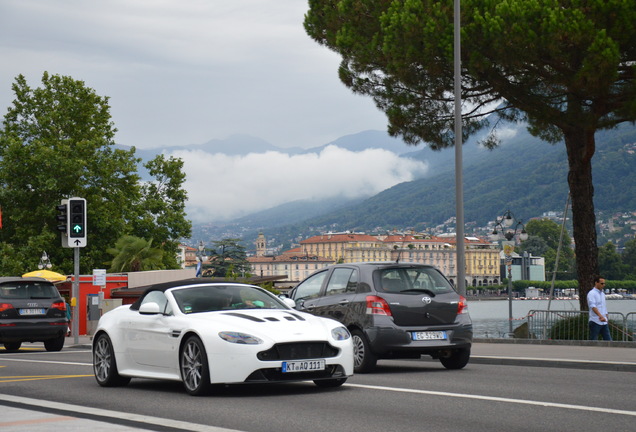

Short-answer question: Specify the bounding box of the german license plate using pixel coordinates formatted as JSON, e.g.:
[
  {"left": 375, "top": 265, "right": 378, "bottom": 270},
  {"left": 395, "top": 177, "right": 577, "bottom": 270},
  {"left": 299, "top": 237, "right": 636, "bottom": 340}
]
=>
[
  {"left": 412, "top": 331, "right": 447, "bottom": 341},
  {"left": 19, "top": 308, "right": 46, "bottom": 316},
  {"left": 282, "top": 359, "right": 326, "bottom": 373}
]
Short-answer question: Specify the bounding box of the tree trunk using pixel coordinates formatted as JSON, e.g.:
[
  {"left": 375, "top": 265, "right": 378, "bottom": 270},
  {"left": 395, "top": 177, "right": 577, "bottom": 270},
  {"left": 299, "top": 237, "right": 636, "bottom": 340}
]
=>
[{"left": 563, "top": 127, "right": 598, "bottom": 311}]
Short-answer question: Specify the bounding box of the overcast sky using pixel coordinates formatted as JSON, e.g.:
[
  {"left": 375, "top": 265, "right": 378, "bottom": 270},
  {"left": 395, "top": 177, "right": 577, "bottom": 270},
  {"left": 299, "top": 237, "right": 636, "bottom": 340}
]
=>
[{"left": 0, "top": 0, "right": 430, "bottom": 223}]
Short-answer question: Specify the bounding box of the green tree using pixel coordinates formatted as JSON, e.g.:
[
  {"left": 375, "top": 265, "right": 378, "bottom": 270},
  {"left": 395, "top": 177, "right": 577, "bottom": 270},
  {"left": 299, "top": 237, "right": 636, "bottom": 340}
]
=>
[
  {"left": 206, "top": 238, "right": 251, "bottom": 278},
  {"left": 131, "top": 155, "right": 192, "bottom": 269},
  {"left": 621, "top": 238, "right": 636, "bottom": 280},
  {"left": 598, "top": 242, "right": 626, "bottom": 281},
  {"left": 518, "top": 235, "right": 548, "bottom": 259},
  {"left": 106, "top": 235, "right": 164, "bottom": 272},
  {"left": 521, "top": 219, "right": 575, "bottom": 279},
  {"left": 304, "top": 1, "right": 636, "bottom": 310},
  {"left": 0, "top": 73, "right": 190, "bottom": 275}
]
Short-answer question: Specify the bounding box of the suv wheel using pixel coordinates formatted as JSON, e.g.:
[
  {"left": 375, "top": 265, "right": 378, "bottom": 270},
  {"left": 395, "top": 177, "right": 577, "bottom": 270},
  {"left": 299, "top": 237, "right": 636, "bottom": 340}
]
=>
[
  {"left": 439, "top": 348, "right": 470, "bottom": 370},
  {"left": 3, "top": 342, "right": 21, "bottom": 352},
  {"left": 44, "top": 335, "right": 65, "bottom": 352},
  {"left": 351, "top": 329, "right": 378, "bottom": 373}
]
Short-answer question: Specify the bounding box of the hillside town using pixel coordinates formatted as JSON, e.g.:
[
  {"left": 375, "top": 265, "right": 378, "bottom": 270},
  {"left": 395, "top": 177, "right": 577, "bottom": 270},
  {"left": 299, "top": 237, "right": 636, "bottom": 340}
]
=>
[
  {"left": 179, "top": 229, "right": 545, "bottom": 289},
  {"left": 178, "top": 208, "right": 636, "bottom": 288}
]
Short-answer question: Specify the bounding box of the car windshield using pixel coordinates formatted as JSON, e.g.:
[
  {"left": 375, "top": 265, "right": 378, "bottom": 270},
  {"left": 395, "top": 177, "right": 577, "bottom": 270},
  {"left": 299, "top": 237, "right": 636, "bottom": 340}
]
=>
[
  {"left": 171, "top": 284, "right": 288, "bottom": 314},
  {"left": 0, "top": 282, "right": 59, "bottom": 299},
  {"left": 376, "top": 267, "right": 454, "bottom": 295}
]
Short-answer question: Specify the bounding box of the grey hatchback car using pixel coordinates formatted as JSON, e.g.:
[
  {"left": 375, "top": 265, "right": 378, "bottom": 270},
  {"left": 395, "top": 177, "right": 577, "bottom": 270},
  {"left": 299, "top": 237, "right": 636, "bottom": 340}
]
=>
[
  {"left": 0, "top": 277, "right": 69, "bottom": 352},
  {"left": 289, "top": 263, "right": 472, "bottom": 373}
]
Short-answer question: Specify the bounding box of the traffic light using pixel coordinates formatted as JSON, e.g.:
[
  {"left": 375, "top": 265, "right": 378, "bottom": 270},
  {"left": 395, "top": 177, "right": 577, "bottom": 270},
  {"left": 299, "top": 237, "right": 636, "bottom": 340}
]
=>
[
  {"left": 67, "top": 198, "right": 87, "bottom": 247},
  {"left": 68, "top": 198, "right": 86, "bottom": 238},
  {"left": 56, "top": 200, "right": 68, "bottom": 234},
  {"left": 57, "top": 197, "right": 87, "bottom": 248}
]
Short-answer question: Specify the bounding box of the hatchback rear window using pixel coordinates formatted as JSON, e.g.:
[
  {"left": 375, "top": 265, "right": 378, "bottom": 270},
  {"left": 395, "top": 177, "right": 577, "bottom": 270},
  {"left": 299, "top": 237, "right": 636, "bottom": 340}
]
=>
[
  {"left": 376, "top": 267, "right": 454, "bottom": 294},
  {"left": 0, "top": 282, "right": 59, "bottom": 299}
]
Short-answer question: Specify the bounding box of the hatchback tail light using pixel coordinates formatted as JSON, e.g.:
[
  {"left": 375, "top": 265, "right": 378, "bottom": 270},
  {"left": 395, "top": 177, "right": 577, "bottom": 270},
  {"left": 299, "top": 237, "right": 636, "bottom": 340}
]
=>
[
  {"left": 0, "top": 303, "right": 14, "bottom": 312},
  {"left": 457, "top": 295, "right": 468, "bottom": 314},
  {"left": 366, "top": 295, "right": 392, "bottom": 316}
]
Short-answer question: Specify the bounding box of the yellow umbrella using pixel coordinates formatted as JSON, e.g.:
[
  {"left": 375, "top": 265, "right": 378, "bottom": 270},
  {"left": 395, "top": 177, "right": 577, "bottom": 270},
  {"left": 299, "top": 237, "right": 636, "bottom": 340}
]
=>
[{"left": 22, "top": 269, "right": 68, "bottom": 283}]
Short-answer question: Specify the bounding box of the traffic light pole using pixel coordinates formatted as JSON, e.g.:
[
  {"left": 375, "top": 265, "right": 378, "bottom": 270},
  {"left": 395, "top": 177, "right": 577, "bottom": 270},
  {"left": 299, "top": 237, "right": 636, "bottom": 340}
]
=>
[{"left": 73, "top": 247, "right": 80, "bottom": 345}]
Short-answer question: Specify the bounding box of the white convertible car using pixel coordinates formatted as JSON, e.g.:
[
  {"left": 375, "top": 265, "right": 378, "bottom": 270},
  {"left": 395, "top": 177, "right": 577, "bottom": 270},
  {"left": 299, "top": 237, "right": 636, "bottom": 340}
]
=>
[{"left": 93, "top": 279, "right": 354, "bottom": 395}]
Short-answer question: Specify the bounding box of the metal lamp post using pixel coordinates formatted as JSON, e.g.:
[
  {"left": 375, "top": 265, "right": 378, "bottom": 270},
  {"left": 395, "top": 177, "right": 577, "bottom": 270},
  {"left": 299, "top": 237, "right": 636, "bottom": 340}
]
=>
[
  {"left": 38, "top": 251, "right": 52, "bottom": 269},
  {"left": 491, "top": 211, "right": 528, "bottom": 335}
]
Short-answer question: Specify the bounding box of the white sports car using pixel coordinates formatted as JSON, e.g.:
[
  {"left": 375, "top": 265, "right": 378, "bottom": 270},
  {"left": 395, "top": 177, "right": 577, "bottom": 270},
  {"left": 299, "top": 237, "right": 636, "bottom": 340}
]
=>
[{"left": 93, "top": 280, "right": 354, "bottom": 395}]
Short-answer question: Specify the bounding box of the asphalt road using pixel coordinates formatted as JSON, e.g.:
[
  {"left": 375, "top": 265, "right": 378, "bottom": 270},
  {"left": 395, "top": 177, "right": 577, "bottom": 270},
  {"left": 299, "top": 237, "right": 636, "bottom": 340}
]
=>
[{"left": 0, "top": 345, "right": 634, "bottom": 432}]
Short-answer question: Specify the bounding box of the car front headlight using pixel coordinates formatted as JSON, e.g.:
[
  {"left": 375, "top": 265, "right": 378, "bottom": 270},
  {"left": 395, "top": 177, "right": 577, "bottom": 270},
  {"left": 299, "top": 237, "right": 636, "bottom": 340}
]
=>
[
  {"left": 218, "top": 331, "right": 263, "bottom": 344},
  {"left": 331, "top": 326, "right": 351, "bottom": 341}
]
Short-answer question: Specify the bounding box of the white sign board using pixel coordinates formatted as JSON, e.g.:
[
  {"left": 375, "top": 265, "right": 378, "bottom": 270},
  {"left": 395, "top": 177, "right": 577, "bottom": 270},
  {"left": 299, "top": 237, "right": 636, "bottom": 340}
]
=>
[{"left": 93, "top": 269, "right": 106, "bottom": 287}]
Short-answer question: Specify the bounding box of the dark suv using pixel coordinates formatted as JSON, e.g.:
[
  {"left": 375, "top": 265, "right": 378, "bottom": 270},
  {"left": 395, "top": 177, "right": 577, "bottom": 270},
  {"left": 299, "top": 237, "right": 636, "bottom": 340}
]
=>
[
  {"left": 289, "top": 263, "right": 472, "bottom": 372},
  {"left": 0, "top": 277, "right": 69, "bottom": 352}
]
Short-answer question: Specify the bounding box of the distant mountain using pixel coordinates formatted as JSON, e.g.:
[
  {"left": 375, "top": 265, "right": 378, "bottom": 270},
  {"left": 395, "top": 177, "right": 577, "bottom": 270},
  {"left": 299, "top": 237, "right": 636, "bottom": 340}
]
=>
[
  {"left": 117, "top": 130, "right": 418, "bottom": 181},
  {"left": 307, "top": 130, "right": 418, "bottom": 155},
  {"left": 251, "top": 122, "right": 636, "bottom": 242},
  {"left": 118, "top": 123, "right": 636, "bottom": 248},
  {"left": 230, "top": 196, "right": 365, "bottom": 229}
]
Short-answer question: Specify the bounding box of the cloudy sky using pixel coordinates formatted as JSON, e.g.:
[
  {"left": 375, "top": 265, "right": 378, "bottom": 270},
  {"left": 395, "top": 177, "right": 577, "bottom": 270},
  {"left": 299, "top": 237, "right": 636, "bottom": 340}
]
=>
[{"left": 0, "top": 0, "right": 429, "bottom": 222}]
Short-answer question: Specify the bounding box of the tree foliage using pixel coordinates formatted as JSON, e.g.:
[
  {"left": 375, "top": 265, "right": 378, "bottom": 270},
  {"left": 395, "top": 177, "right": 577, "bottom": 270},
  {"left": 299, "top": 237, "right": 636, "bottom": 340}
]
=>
[
  {"left": 304, "top": 0, "right": 636, "bottom": 309},
  {"left": 205, "top": 238, "right": 251, "bottom": 278},
  {"left": 106, "top": 235, "right": 164, "bottom": 272},
  {"left": 0, "top": 73, "right": 190, "bottom": 275},
  {"left": 132, "top": 155, "right": 192, "bottom": 269}
]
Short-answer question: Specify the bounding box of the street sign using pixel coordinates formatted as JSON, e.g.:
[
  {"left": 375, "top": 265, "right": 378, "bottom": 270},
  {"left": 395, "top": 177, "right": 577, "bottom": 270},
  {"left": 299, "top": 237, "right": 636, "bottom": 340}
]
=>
[{"left": 93, "top": 269, "right": 106, "bottom": 287}]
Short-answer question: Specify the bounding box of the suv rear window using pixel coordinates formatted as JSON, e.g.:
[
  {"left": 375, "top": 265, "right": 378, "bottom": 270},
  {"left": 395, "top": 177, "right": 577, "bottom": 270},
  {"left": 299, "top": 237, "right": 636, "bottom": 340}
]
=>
[
  {"left": 0, "top": 282, "right": 60, "bottom": 299},
  {"left": 376, "top": 267, "right": 453, "bottom": 294}
]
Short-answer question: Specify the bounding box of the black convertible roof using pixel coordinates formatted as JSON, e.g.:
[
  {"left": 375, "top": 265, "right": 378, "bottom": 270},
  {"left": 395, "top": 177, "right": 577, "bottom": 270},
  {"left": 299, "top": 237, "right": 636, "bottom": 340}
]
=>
[{"left": 129, "top": 278, "right": 253, "bottom": 310}]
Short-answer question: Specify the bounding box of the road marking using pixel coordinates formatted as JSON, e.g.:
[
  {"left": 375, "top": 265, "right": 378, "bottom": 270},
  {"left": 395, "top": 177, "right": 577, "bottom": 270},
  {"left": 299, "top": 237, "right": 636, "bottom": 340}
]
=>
[
  {"left": 346, "top": 383, "right": 636, "bottom": 417},
  {"left": 0, "top": 415, "right": 76, "bottom": 427},
  {"left": 0, "top": 374, "right": 93, "bottom": 383},
  {"left": 0, "top": 394, "right": 242, "bottom": 432},
  {"left": 0, "top": 358, "right": 92, "bottom": 366},
  {"left": 472, "top": 355, "right": 636, "bottom": 366}
]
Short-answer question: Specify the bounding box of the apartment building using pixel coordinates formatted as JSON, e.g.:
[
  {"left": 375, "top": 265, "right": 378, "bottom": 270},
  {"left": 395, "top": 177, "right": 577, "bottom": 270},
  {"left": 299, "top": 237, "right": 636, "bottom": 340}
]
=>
[
  {"left": 247, "top": 247, "right": 334, "bottom": 285},
  {"left": 299, "top": 232, "right": 390, "bottom": 262},
  {"left": 248, "top": 232, "right": 509, "bottom": 287}
]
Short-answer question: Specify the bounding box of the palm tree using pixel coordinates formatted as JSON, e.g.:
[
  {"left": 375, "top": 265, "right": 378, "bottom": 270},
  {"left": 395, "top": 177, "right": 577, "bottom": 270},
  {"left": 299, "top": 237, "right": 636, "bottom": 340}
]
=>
[{"left": 106, "top": 235, "right": 164, "bottom": 272}]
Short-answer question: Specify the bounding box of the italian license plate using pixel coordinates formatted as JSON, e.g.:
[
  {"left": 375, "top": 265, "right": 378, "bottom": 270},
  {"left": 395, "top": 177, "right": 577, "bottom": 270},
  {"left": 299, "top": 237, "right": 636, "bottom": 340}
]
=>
[
  {"left": 282, "top": 359, "right": 326, "bottom": 373},
  {"left": 412, "top": 331, "right": 447, "bottom": 341},
  {"left": 19, "top": 308, "right": 46, "bottom": 316}
]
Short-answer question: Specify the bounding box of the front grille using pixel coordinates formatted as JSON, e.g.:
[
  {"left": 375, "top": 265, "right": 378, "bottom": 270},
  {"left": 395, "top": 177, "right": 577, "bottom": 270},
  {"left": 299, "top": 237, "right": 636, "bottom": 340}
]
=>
[
  {"left": 257, "top": 342, "right": 339, "bottom": 361},
  {"left": 245, "top": 365, "right": 347, "bottom": 382}
]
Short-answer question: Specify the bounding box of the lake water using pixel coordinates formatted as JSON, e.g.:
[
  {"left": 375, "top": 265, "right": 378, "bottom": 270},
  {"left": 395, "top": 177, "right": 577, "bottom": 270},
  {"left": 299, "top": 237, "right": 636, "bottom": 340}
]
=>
[{"left": 466, "top": 299, "right": 636, "bottom": 338}]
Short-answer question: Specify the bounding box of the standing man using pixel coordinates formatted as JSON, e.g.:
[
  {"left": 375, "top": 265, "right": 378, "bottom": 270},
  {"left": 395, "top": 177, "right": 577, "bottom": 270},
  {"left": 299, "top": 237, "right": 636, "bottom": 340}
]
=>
[{"left": 587, "top": 276, "right": 611, "bottom": 341}]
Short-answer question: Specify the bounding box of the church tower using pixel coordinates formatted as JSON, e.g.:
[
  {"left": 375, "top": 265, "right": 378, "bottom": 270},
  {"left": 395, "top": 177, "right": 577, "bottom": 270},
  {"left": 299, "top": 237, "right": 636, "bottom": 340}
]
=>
[{"left": 255, "top": 232, "right": 267, "bottom": 257}]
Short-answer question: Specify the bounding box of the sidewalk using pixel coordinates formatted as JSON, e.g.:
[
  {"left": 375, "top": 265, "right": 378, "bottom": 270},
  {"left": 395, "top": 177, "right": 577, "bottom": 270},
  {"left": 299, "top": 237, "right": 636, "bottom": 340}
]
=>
[{"left": 470, "top": 339, "right": 636, "bottom": 372}]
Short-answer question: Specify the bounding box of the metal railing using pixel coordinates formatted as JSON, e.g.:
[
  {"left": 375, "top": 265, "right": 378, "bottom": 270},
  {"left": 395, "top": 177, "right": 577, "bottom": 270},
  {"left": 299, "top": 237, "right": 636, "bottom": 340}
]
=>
[{"left": 526, "top": 310, "right": 635, "bottom": 342}]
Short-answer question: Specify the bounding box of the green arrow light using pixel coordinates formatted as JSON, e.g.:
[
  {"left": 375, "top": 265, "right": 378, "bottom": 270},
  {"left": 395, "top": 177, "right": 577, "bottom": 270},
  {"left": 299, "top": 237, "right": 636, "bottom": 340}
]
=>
[{"left": 73, "top": 224, "right": 83, "bottom": 233}]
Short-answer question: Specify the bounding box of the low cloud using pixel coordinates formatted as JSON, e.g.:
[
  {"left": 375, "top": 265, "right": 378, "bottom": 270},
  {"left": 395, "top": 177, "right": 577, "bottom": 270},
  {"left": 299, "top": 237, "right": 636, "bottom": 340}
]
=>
[{"left": 170, "top": 146, "right": 428, "bottom": 223}]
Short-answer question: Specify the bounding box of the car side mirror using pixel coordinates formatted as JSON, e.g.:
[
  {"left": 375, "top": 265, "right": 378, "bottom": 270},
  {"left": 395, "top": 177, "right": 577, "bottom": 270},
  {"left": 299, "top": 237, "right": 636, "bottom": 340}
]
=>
[
  {"left": 281, "top": 297, "right": 296, "bottom": 309},
  {"left": 139, "top": 302, "right": 161, "bottom": 315}
]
